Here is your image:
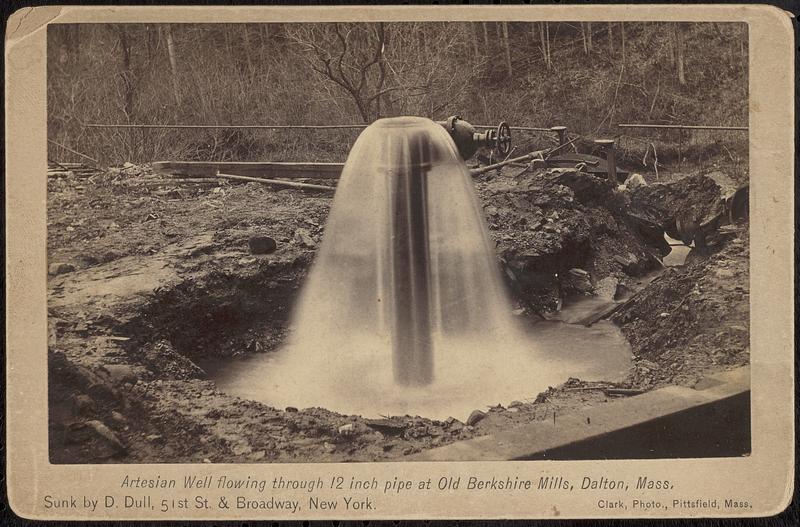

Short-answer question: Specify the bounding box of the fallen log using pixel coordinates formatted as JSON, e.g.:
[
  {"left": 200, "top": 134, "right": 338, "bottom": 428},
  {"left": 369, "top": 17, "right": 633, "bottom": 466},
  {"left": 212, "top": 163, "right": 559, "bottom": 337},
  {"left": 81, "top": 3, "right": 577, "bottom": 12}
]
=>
[
  {"left": 152, "top": 160, "right": 344, "bottom": 179},
  {"left": 216, "top": 172, "right": 335, "bottom": 192},
  {"left": 134, "top": 178, "right": 225, "bottom": 187},
  {"left": 605, "top": 388, "right": 646, "bottom": 396}
]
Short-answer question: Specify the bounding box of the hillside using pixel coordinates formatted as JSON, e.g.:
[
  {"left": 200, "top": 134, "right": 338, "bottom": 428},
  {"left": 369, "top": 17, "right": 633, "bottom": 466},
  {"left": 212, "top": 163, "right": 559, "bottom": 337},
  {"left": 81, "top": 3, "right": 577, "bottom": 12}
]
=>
[{"left": 47, "top": 21, "right": 748, "bottom": 175}]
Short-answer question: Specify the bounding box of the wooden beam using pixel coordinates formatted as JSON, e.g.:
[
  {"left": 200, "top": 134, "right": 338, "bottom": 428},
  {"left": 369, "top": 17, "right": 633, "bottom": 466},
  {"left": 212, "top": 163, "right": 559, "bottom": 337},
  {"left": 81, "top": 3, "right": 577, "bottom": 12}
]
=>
[{"left": 152, "top": 161, "right": 345, "bottom": 179}]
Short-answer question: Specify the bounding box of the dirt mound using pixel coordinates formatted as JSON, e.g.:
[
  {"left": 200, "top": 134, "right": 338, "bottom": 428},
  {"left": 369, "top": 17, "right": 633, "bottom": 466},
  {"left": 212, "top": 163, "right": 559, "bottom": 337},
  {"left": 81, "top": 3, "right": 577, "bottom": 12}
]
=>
[
  {"left": 478, "top": 167, "right": 660, "bottom": 311},
  {"left": 612, "top": 226, "right": 749, "bottom": 388}
]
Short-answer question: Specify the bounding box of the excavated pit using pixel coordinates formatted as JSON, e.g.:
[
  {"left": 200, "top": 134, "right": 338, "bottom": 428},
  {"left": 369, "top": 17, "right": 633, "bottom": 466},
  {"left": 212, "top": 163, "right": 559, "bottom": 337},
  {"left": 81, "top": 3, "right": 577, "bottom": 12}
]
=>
[
  {"left": 47, "top": 160, "right": 749, "bottom": 463},
  {"left": 118, "top": 253, "right": 636, "bottom": 422}
]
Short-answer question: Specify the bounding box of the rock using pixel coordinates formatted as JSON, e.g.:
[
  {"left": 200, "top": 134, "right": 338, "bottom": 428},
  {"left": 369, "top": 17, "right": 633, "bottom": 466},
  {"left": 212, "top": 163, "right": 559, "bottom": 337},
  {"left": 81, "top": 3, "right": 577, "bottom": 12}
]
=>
[
  {"left": 323, "top": 442, "right": 336, "bottom": 453},
  {"left": 49, "top": 262, "right": 76, "bottom": 275},
  {"left": 466, "top": 410, "right": 486, "bottom": 426},
  {"left": 110, "top": 411, "right": 127, "bottom": 425},
  {"left": 99, "top": 364, "right": 138, "bottom": 385},
  {"left": 72, "top": 394, "right": 97, "bottom": 416},
  {"left": 81, "top": 420, "right": 126, "bottom": 454},
  {"left": 285, "top": 406, "right": 298, "bottom": 413},
  {"left": 508, "top": 400, "right": 524, "bottom": 408},
  {"left": 568, "top": 268, "right": 594, "bottom": 293},
  {"left": 364, "top": 418, "right": 405, "bottom": 435},
  {"left": 294, "top": 229, "right": 317, "bottom": 248},
  {"left": 248, "top": 235, "right": 277, "bottom": 255},
  {"left": 338, "top": 423, "right": 356, "bottom": 436},
  {"left": 232, "top": 443, "right": 253, "bottom": 456},
  {"left": 624, "top": 173, "right": 647, "bottom": 190},
  {"left": 613, "top": 253, "right": 641, "bottom": 275},
  {"left": 595, "top": 276, "right": 619, "bottom": 301},
  {"left": 715, "top": 269, "right": 735, "bottom": 279},
  {"left": 146, "top": 434, "right": 163, "bottom": 443},
  {"left": 238, "top": 257, "right": 257, "bottom": 265}
]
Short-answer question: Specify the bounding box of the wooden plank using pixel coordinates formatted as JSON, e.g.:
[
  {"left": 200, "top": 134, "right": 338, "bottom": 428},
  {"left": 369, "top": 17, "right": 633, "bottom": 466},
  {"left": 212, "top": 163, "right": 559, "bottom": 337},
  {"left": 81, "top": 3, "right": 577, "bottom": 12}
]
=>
[{"left": 152, "top": 161, "right": 345, "bottom": 179}]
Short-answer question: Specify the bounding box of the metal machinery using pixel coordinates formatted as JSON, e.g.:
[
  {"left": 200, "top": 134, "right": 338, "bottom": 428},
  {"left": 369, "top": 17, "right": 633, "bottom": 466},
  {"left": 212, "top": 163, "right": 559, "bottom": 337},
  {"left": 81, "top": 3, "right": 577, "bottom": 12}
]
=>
[{"left": 436, "top": 116, "right": 512, "bottom": 160}]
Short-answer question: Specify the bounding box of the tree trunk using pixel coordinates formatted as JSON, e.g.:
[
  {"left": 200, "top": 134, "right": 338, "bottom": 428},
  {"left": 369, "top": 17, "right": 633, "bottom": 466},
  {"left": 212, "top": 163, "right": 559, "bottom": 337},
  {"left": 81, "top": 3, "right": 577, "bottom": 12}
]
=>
[
  {"left": 539, "top": 22, "right": 550, "bottom": 70},
  {"left": 587, "top": 22, "right": 593, "bottom": 51},
  {"left": 545, "top": 21, "right": 551, "bottom": 68},
  {"left": 667, "top": 23, "right": 676, "bottom": 67},
  {"left": 471, "top": 23, "right": 480, "bottom": 56},
  {"left": 580, "top": 22, "right": 588, "bottom": 54},
  {"left": 242, "top": 25, "right": 253, "bottom": 77},
  {"left": 482, "top": 22, "right": 489, "bottom": 49},
  {"left": 117, "top": 26, "right": 135, "bottom": 119},
  {"left": 607, "top": 22, "right": 614, "bottom": 54},
  {"left": 676, "top": 23, "right": 686, "bottom": 85},
  {"left": 163, "top": 24, "right": 182, "bottom": 105},
  {"left": 501, "top": 22, "right": 512, "bottom": 78},
  {"left": 620, "top": 22, "right": 626, "bottom": 64}
]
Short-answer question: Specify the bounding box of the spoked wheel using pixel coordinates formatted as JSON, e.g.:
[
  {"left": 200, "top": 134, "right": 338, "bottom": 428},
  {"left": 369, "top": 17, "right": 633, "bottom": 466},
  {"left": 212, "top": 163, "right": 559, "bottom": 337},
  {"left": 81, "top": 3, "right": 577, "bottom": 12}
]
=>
[{"left": 495, "top": 121, "right": 512, "bottom": 157}]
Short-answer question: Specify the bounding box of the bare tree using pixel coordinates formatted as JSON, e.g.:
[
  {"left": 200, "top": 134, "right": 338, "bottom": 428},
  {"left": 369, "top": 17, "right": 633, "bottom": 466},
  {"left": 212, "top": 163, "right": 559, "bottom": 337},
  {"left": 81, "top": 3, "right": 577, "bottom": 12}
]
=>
[
  {"left": 501, "top": 22, "right": 512, "bottom": 78},
  {"left": 116, "top": 26, "right": 136, "bottom": 119},
  {"left": 163, "top": 24, "right": 181, "bottom": 105},
  {"left": 675, "top": 23, "right": 687, "bottom": 85},
  {"left": 580, "top": 22, "right": 588, "bottom": 54},
  {"left": 470, "top": 23, "right": 480, "bottom": 57},
  {"left": 287, "top": 23, "right": 390, "bottom": 122},
  {"left": 539, "top": 22, "right": 552, "bottom": 70}
]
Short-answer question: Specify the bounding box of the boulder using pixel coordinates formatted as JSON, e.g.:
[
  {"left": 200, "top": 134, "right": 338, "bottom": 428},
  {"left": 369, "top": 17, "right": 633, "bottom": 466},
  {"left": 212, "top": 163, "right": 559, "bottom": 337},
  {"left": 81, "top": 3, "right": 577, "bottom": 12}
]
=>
[
  {"left": 294, "top": 229, "right": 317, "bottom": 248},
  {"left": 98, "top": 364, "right": 138, "bottom": 385},
  {"left": 72, "top": 394, "right": 97, "bottom": 416},
  {"left": 49, "top": 263, "right": 76, "bottom": 276},
  {"left": 623, "top": 173, "right": 647, "bottom": 190},
  {"left": 466, "top": 410, "right": 486, "bottom": 426},
  {"left": 248, "top": 235, "right": 277, "bottom": 255},
  {"left": 595, "top": 276, "right": 620, "bottom": 301},
  {"left": 568, "top": 268, "right": 594, "bottom": 294}
]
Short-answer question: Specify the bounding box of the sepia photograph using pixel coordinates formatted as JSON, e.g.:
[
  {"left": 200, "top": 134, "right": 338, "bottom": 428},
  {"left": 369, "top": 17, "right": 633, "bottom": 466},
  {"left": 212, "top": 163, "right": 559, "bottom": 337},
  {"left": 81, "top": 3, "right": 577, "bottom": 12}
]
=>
[
  {"left": 44, "top": 20, "right": 754, "bottom": 465},
  {"left": 5, "top": 4, "right": 796, "bottom": 520}
]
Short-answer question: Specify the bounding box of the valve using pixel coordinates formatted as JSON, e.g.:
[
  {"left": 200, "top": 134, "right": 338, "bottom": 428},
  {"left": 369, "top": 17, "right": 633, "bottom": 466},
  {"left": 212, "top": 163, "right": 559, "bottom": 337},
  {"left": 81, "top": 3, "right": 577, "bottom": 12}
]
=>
[
  {"left": 495, "top": 121, "right": 512, "bottom": 157},
  {"left": 436, "top": 116, "right": 512, "bottom": 161}
]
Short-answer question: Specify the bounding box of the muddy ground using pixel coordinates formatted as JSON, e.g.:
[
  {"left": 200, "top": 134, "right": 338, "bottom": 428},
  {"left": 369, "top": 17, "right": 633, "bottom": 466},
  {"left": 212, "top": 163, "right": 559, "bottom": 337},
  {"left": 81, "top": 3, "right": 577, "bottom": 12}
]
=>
[{"left": 47, "top": 162, "right": 749, "bottom": 463}]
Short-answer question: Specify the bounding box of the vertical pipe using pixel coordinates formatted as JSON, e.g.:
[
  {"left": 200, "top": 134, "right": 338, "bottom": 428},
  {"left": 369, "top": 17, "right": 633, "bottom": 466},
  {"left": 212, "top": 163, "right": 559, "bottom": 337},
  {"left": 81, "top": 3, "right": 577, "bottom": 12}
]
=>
[
  {"left": 391, "top": 136, "right": 433, "bottom": 385},
  {"left": 595, "top": 139, "right": 617, "bottom": 182},
  {"left": 551, "top": 126, "right": 567, "bottom": 146}
]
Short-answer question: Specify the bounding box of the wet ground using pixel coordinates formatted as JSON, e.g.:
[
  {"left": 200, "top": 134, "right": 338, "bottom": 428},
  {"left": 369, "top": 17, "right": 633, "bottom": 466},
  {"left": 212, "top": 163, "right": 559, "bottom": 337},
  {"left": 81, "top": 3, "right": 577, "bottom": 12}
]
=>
[{"left": 46, "top": 163, "right": 750, "bottom": 463}]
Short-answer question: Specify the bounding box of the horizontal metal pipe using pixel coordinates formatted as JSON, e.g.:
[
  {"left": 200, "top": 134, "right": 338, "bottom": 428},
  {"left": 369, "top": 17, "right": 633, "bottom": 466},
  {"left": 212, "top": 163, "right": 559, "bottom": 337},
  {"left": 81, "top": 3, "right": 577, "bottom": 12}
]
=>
[
  {"left": 84, "top": 123, "right": 557, "bottom": 133},
  {"left": 618, "top": 123, "right": 748, "bottom": 131},
  {"left": 473, "top": 124, "right": 552, "bottom": 132},
  {"left": 83, "top": 123, "right": 367, "bottom": 130}
]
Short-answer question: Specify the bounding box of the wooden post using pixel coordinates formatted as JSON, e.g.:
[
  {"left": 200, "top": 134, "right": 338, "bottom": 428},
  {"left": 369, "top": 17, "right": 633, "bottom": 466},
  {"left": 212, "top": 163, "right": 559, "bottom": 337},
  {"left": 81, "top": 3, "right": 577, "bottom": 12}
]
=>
[
  {"left": 594, "top": 139, "right": 617, "bottom": 182},
  {"left": 551, "top": 126, "right": 567, "bottom": 146}
]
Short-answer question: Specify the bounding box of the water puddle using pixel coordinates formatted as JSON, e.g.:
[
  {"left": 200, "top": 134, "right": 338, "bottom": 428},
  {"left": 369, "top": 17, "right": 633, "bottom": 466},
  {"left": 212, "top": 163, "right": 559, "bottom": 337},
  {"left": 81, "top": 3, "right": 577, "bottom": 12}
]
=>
[{"left": 201, "top": 314, "right": 633, "bottom": 421}]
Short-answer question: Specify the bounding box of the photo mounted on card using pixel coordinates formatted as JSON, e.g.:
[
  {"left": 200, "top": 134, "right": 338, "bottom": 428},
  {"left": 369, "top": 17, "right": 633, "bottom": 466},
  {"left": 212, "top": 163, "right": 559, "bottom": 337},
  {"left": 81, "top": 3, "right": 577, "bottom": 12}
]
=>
[{"left": 4, "top": 4, "right": 794, "bottom": 521}]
